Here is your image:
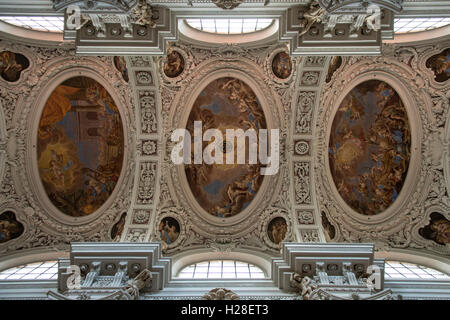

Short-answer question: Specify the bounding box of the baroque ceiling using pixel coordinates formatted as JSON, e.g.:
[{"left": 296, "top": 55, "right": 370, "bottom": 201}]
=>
[{"left": 0, "top": 0, "right": 449, "bottom": 265}]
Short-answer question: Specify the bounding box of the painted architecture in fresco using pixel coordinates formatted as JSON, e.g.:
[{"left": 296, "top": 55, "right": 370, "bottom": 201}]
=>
[
  {"left": 267, "top": 217, "right": 287, "bottom": 245},
  {"left": 329, "top": 80, "right": 411, "bottom": 216},
  {"left": 0, "top": 51, "right": 29, "bottom": 82},
  {"left": 271, "top": 52, "right": 292, "bottom": 79},
  {"left": 37, "top": 76, "right": 124, "bottom": 217},
  {"left": 426, "top": 48, "right": 450, "bottom": 83},
  {"left": 113, "top": 56, "right": 129, "bottom": 83},
  {"left": 185, "top": 77, "right": 266, "bottom": 218},
  {"left": 419, "top": 213, "right": 450, "bottom": 246},
  {"left": 159, "top": 217, "right": 180, "bottom": 245},
  {"left": 164, "top": 50, "right": 184, "bottom": 78},
  {"left": 0, "top": 211, "right": 24, "bottom": 243}
]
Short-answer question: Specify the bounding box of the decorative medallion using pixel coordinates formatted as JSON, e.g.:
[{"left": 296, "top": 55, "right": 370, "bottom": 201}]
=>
[
  {"left": 267, "top": 217, "right": 287, "bottom": 245},
  {"left": 37, "top": 76, "right": 125, "bottom": 217},
  {"left": 0, "top": 51, "right": 29, "bottom": 82},
  {"left": 163, "top": 50, "right": 185, "bottom": 78},
  {"left": 329, "top": 80, "right": 411, "bottom": 215},
  {"left": 272, "top": 52, "right": 292, "bottom": 80},
  {"left": 158, "top": 217, "right": 180, "bottom": 245},
  {"left": 212, "top": 0, "right": 244, "bottom": 10}
]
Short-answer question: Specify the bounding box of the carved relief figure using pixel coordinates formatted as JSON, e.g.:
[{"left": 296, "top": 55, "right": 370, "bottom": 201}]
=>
[
  {"left": 111, "top": 212, "right": 127, "bottom": 241},
  {"left": 185, "top": 77, "right": 266, "bottom": 218},
  {"left": 130, "top": 0, "right": 158, "bottom": 27},
  {"left": 0, "top": 211, "right": 24, "bottom": 243},
  {"left": 163, "top": 50, "right": 185, "bottom": 78},
  {"left": 37, "top": 76, "right": 124, "bottom": 217},
  {"left": 290, "top": 273, "right": 318, "bottom": 300},
  {"left": 419, "top": 213, "right": 450, "bottom": 246},
  {"left": 158, "top": 217, "right": 180, "bottom": 244},
  {"left": 426, "top": 48, "right": 450, "bottom": 83},
  {"left": 0, "top": 51, "right": 30, "bottom": 82},
  {"left": 272, "top": 52, "right": 292, "bottom": 79},
  {"left": 114, "top": 56, "right": 129, "bottom": 82},
  {"left": 326, "top": 56, "right": 342, "bottom": 83},
  {"left": 298, "top": 0, "right": 326, "bottom": 36},
  {"left": 268, "top": 217, "right": 287, "bottom": 244},
  {"left": 329, "top": 80, "right": 411, "bottom": 215}
]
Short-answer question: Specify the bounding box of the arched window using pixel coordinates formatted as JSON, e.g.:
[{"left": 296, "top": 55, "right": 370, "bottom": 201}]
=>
[
  {"left": 0, "top": 261, "right": 58, "bottom": 280},
  {"left": 385, "top": 261, "right": 450, "bottom": 280},
  {"left": 394, "top": 18, "right": 450, "bottom": 33},
  {"left": 0, "top": 16, "right": 64, "bottom": 32},
  {"left": 177, "top": 260, "right": 266, "bottom": 279},
  {"left": 185, "top": 18, "right": 273, "bottom": 34}
]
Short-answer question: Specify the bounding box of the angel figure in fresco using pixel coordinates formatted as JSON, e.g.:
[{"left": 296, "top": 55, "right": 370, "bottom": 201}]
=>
[
  {"left": 166, "top": 223, "right": 179, "bottom": 243},
  {"left": 0, "top": 216, "right": 23, "bottom": 243},
  {"left": 271, "top": 220, "right": 287, "bottom": 244},
  {"left": 431, "top": 218, "right": 450, "bottom": 245},
  {"left": 0, "top": 51, "right": 26, "bottom": 82},
  {"left": 158, "top": 219, "right": 179, "bottom": 244},
  {"left": 48, "top": 149, "right": 68, "bottom": 188},
  {"left": 222, "top": 78, "right": 265, "bottom": 127}
]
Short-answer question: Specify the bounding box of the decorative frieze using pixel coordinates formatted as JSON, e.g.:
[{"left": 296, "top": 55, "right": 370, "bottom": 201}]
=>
[
  {"left": 294, "top": 161, "right": 311, "bottom": 205},
  {"left": 130, "top": 56, "right": 153, "bottom": 68},
  {"left": 295, "top": 91, "right": 316, "bottom": 135},
  {"left": 300, "top": 229, "right": 320, "bottom": 242},
  {"left": 139, "top": 90, "right": 157, "bottom": 135},
  {"left": 136, "top": 162, "right": 157, "bottom": 205},
  {"left": 304, "top": 56, "right": 326, "bottom": 67},
  {"left": 125, "top": 228, "right": 148, "bottom": 242}
]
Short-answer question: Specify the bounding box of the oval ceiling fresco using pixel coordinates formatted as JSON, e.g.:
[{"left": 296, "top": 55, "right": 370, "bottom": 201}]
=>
[
  {"left": 329, "top": 80, "right": 411, "bottom": 216},
  {"left": 185, "top": 77, "right": 267, "bottom": 218},
  {"left": 37, "top": 76, "right": 124, "bottom": 217}
]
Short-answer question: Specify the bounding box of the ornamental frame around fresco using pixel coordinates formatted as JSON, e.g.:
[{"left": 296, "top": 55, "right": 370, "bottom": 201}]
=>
[
  {"left": 0, "top": 40, "right": 136, "bottom": 255},
  {"left": 156, "top": 42, "right": 295, "bottom": 254},
  {"left": 315, "top": 41, "right": 450, "bottom": 255}
]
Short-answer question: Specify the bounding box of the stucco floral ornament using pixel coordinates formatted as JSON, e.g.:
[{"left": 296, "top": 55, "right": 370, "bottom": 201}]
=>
[
  {"left": 202, "top": 288, "right": 240, "bottom": 300},
  {"left": 212, "top": 0, "right": 244, "bottom": 10},
  {"left": 142, "top": 140, "right": 157, "bottom": 155}
]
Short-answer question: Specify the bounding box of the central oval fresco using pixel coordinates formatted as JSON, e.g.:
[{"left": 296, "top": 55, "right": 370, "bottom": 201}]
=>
[
  {"left": 329, "top": 80, "right": 411, "bottom": 216},
  {"left": 37, "top": 76, "right": 124, "bottom": 217},
  {"left": 185, "top": 77, "right": 267, "bottom": 218}
]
